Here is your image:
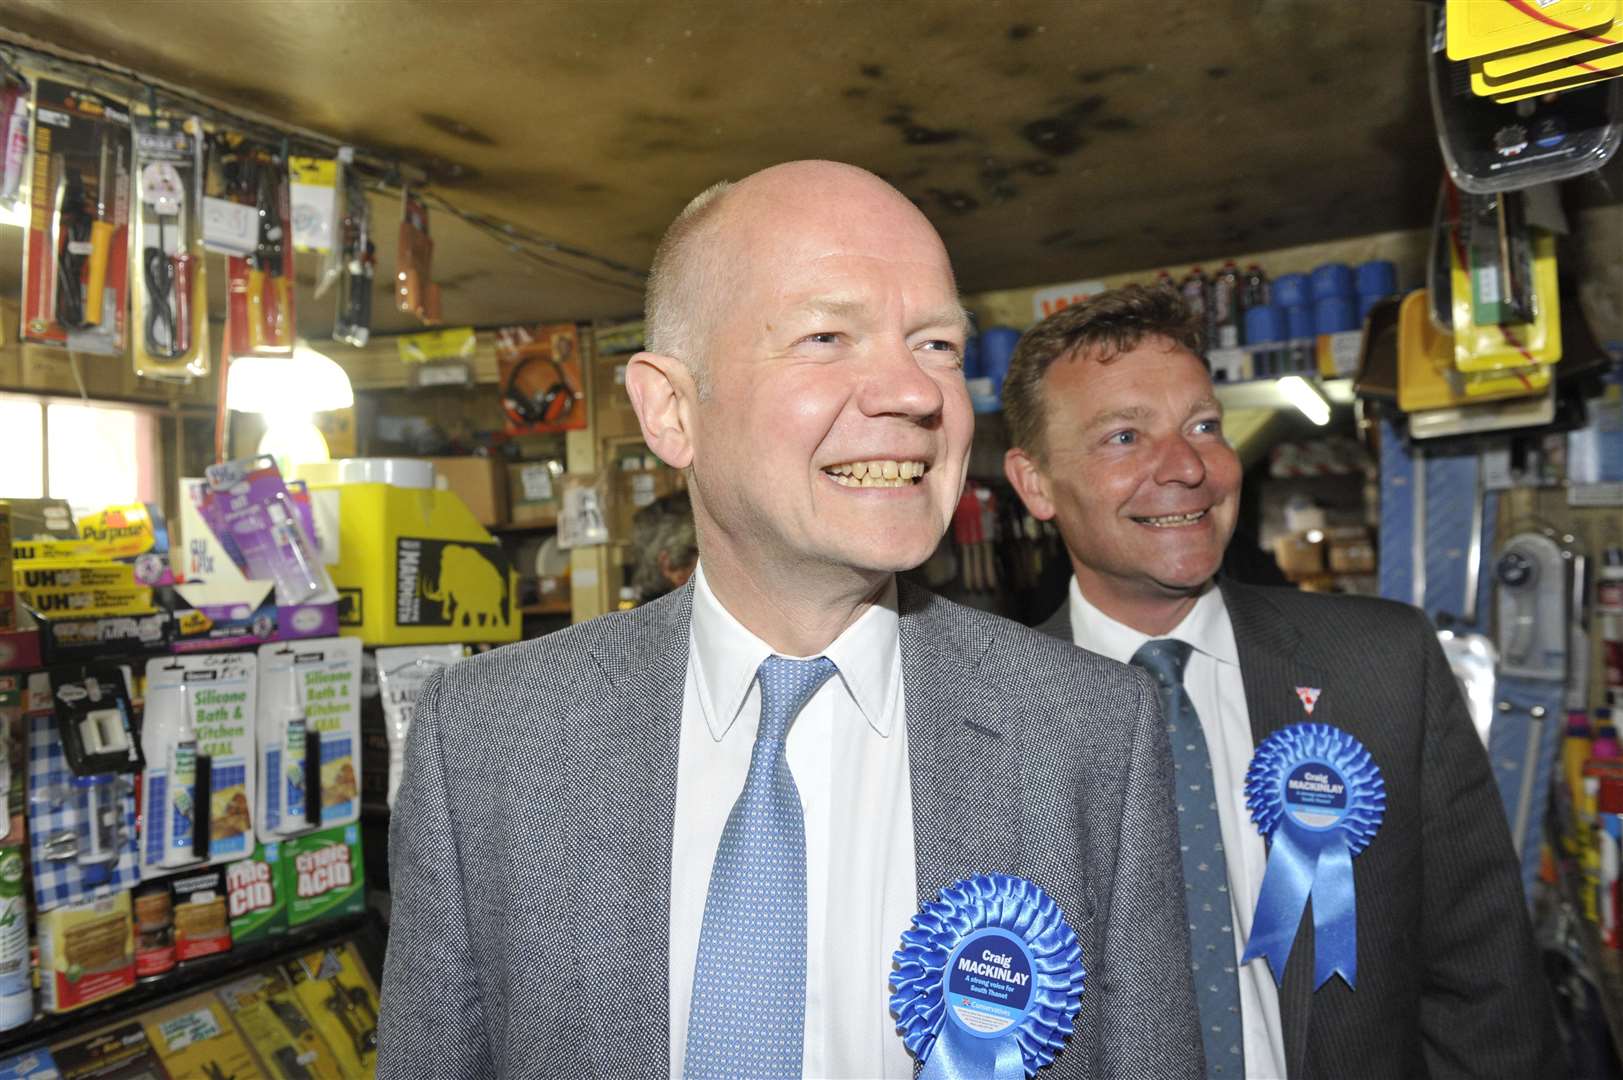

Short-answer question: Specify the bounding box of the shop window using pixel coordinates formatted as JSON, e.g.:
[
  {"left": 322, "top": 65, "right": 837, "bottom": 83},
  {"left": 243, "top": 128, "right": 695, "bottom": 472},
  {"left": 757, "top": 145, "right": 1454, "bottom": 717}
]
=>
[{"left": 0, "top": 392, "right": 158, "bottom": 516}]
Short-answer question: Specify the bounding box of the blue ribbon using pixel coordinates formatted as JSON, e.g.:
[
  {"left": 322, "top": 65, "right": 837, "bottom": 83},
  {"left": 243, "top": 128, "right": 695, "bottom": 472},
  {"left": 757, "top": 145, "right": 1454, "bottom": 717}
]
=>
[
  {"left": 891, "top": 874, "right": 1085, "bottom": 1080},
  {"left": 1240, "top": 724, "right": 1385, "bottom": 990}
]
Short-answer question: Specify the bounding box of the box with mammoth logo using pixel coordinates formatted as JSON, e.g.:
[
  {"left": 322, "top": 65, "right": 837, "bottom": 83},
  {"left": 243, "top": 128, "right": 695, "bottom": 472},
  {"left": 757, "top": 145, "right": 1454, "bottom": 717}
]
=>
[{"left": 308, "top": 480, "right": 518, "bottom": 645}]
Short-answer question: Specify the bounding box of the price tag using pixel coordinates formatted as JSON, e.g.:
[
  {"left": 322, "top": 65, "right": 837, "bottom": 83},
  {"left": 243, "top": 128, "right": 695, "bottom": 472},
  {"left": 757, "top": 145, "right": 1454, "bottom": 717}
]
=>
[{"left": 521, "top": 464, "right": 554, "bottom": 501}]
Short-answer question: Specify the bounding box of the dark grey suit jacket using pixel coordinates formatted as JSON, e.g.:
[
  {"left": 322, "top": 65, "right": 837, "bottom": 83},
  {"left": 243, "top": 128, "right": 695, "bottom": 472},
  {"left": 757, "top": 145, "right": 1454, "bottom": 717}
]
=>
[
  {"left": 378, "top": 579, "right": 1204, "bottom": 1079},
  {"left": 1038, "top": 579, "right": 1562, "bottom": 1080}
]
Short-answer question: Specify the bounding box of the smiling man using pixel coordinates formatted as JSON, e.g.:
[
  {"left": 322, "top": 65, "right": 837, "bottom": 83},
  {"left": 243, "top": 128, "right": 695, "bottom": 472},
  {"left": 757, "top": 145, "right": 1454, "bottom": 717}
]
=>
[
  {"left": 377, "top": 164, "right": 1201, "bottom": 1079},
  {"left": 1003, "top": 285, "right": 1560, "bottom": 1079}
]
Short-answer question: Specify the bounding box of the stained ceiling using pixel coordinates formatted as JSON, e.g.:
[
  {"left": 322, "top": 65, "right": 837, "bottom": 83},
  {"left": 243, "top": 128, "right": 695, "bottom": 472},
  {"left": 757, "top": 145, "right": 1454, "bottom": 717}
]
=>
[{"left": 0, "top": 0, "right": 1440, "bottom": 336}]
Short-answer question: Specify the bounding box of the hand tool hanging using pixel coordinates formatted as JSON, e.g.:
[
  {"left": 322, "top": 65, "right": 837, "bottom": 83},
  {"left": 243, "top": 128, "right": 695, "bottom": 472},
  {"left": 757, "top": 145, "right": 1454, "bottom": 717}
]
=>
[
  {"left": 132, "top": 109, "right": 208, "bottom": 378},
  {"left": 21, "top": 79, "right": 130, "bottom": 356}
]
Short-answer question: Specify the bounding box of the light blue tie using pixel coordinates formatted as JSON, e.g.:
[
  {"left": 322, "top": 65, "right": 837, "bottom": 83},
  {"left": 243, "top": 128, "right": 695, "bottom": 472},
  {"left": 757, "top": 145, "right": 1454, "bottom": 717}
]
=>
[
  {"left": 1132, "top": 639, "right": 1245, "bottom": 1079},
  {"left": 684, "top": 654, "right": 837, "bottom": 1080}
]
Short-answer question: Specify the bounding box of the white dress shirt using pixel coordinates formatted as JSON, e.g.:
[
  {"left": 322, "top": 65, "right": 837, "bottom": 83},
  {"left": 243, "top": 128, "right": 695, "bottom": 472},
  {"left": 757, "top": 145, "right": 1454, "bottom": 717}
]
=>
[
  {"left": 1067, "top": 577, "right": 1288, "bottom": 1080},
  {"left": 669, "top": 564, "right": 918, "bottom": 1079}
]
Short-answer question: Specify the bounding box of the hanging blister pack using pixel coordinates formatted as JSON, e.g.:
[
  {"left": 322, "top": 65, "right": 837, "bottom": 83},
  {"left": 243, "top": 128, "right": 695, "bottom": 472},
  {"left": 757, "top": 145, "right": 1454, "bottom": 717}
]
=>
[
  {"left": 131, "top": 114, "right": 208, "bottom": 379},
  {"left": 209, "top": 134, "right": 294, "bottom": 356},
  {"left": 20, "top": 79, "right": 130, "bottom": 356},
  {"left": 256, "top": 637, "right": 361, "bottom": 842},
  {"left": 332, "top": 160, "right": 374, "bottom": 347},
  {"left": 374, "top": 644, "right": 463, "bottom": 809},
  {"left": 198, "top": 456, "right": 329, "bottom": 605},
  {"left": 140, "top": 653, "right": 257, "bottom": 878},
  {"left": 396, "top": 187, "right": 439, "bottom": 324},
  {"left": 0, "top": 65, "right": 30, "bottom": 209}
]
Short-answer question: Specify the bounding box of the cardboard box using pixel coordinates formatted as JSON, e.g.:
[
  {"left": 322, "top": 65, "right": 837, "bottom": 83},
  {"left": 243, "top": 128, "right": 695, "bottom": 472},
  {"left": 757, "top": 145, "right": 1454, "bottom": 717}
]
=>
[
  {"left": 38, "top": 892, "right": 134, "bottom": 1013},
  {"left": 1272, "top": 534, "right": 1326, "bottom": 581},
  {"left": 592, "top": 352, "right": 641, "bottom": 439},
  {"left": 1327, "top": 527, "right": 1376, "bottom": 575},
  {"left": 506, "top": 459, "right": 563, "bottom": 526},
  {"left": 170, "top": 865, "right": 232, "bottom": 962},
  {"left": 425, "top": 456, "right": 508, "bottom": 527},
  {"left": 612, "top": 463, "right": 682, "bottom": 544},
  {"left": 315, "top": 481, "right": 518, "bottom": 644},
  {"left": 283, "top": 823, "right": 364, "bottom": 928}
]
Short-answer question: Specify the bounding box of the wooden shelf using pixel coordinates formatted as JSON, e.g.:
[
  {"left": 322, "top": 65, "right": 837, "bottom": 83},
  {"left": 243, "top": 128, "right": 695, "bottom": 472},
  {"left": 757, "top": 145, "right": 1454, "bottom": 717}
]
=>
[
  {"left": 489, "top": 518, "right": 558, "bottom": 533},
  {"left": 520, "top": 600, "right": 571, "bottom": 616}
]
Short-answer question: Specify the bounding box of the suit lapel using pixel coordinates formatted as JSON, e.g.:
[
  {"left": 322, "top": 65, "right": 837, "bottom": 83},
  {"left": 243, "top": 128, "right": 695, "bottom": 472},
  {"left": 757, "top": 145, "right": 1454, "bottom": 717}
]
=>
[
  {"left": 1223, "top": 580, "right": 1333, "bottom": 1080},
  {"left": 572, "top": 586, "right": 690, "bottom": 1076},
  {"left": 898, "top": 581, "right": 1021, "bottom": 904}
]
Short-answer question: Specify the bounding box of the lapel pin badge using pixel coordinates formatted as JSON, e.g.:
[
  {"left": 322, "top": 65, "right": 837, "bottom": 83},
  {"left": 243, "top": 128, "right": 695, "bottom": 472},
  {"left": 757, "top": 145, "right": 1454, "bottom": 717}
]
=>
[{"left": 1295, "top": 687, "right": 1322, "bottom": 716}]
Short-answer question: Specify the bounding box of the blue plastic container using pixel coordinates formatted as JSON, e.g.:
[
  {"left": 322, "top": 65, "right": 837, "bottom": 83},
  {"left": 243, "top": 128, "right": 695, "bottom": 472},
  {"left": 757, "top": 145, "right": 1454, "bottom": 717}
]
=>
[
  {"left": 1310, "top": 262, "right": 1354, "bottom": 300},
  {"left": 1314, "top": 295, "right": 1358, "bottom": 335},
  {"left": 1272, "top": 273, "right": 1310, "bottom": 309},
  {"left": 1355, "top": 260, "right": 1398, "bottom": 298},
  {"left": 1243, "top": 304, "right": 1286, "bottom": 345},
  {"left": 1285, "top": 304, "right": 1315, "bottom": 340}
]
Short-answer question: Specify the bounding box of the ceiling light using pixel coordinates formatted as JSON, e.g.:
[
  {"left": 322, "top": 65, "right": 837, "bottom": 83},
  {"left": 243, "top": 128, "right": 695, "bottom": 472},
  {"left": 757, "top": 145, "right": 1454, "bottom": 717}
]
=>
[
  {"left": 226, "top": 342, "right": 354, "bottom": 415},
  {"left": 1278, "top": 376, "right": 1331, "bottom": 426}
]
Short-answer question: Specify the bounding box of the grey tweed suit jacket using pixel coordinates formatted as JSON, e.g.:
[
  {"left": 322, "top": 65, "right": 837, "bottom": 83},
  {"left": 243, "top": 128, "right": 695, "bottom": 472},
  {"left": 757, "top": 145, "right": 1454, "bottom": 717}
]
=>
[
  {"left": 378, "top": 578, "right": 1204, "bottom": 1079},
  {"left": 1038, "top": 579, "right": 1563, "bottom": 1080}
]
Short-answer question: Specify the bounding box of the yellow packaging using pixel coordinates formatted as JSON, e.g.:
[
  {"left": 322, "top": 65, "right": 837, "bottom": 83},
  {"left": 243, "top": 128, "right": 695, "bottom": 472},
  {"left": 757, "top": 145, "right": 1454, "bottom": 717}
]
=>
[
  {"left": 1451, "top": 229, "right": 1562, "bottom": 373},
  {"left": 284, "top": 942, "right": 379, "bottom": 1077},
  {"left": 38, "top": 892, "right": 135, "bottom": 1013},
  {"left": 74, "top": 503, "right": 165, "bottom": 557},
  {"left": 1491, "top": 65, "right": 1623, "bottom": 100},
  {"left": 216, "top": 967, "right": 347, "bottom": 1079},
  {"left": 16, "top": 584, "right": 155, "bottom": 616},
  {"left": 1447, "top": 0, "right": 1617, "bottom": 60},
  {"left": 314, "top": 481, "right": 519, "bottom": 645},
  {"left": 142, "top": 994, "right": 260, "bottom": 1079},
  {"left": 1480, "top": 17, "right": 1622, "bottom": 78},
  {"left": 1463, "top": 363, "right": 1553, "bottom": 398},
  {"left": 0, "top": 501, "right": 11, "bottom": 632},
  {"left": 13, "top": 560, "right": 147, "bottom": 590}
]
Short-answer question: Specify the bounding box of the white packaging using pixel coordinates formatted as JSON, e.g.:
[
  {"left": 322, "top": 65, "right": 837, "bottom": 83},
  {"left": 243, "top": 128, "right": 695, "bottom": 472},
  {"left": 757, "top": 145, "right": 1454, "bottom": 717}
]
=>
[
  {"left": 139, "top": 653, "right": 257, "bottom": 876},
  {"left": 256, "top": 637, "right": 361, "bottom": 841},
  {"left": 374, "top": 645, "right": 464, "bottom": 808}
]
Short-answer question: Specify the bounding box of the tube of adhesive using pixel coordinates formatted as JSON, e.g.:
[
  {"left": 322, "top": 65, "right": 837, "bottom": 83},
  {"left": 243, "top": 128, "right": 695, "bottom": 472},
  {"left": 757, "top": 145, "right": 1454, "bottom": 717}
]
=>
[
  {"left": 160, "top": 680, "right": 200, "bottom": 868},
  {"left": 267, "top": 498, "right": 324, "bottom": 604},
  {"left": 0, "top": 93, "right": 27, "bottom": 205},
  {"left": 282, "top": 672, "right": 309, "bottom": 831},
  {"left": 376, "top": 649, "right": 460, "bottom": 809}
]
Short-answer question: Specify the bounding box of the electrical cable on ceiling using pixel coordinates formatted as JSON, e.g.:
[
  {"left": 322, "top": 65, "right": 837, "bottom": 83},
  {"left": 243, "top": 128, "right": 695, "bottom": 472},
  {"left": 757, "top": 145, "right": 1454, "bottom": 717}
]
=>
[{"left": 0, "top": 34, "right": 649, "bottom": 297}]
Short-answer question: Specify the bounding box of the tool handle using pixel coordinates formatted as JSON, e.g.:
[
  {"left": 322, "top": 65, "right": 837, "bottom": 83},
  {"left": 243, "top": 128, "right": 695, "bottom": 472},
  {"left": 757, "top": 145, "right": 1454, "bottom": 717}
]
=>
[
  {"left": 246, "top": 268, "right": 266, "bottom": 351},
  {"left": 83, "top": 219, "right": 114, "bottom": 325},
  {"left": 171, "top": 252, "right": 192, "bottom": 356}
]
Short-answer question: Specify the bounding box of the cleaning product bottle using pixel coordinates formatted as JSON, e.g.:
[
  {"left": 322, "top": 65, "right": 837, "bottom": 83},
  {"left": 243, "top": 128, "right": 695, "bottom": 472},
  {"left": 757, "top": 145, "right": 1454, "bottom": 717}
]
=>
[
  {"left": 0, "top": 846, "right": 30, "bottom": 1032},
  {"left": 1179, "top": 266, "right": 1209, "bottom": 340},
  {"left": 1242, "top": 263, "right": 1270, "bottom": 311}
]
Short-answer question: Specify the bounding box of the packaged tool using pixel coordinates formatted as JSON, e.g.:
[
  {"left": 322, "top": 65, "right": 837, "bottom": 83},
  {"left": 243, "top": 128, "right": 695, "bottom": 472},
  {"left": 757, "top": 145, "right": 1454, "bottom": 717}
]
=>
[
  {"left": 0, "top": 65, "right": 29, "bottom": 209},
  {"left": 38, "top": 891, "right": 134, "bottom": 1013},
  {"left": 396, "top": 187, "right": 439, "bottom": 323},
  {"left": 20, "top": 79, "right": 129, "bottom": 356},
  {"left": 196, "top": 457, "right": 329, "bottom": 606},
  {"left": 131, "top": 113, "right": 207, "bottom": 378},
  {"left": 26, "top": 698, "right": 138, "bottom": 914},
  {"left": 216, "top": 966, "right": 345, "bottom": 1079},
  {"left": 52, "top": 1020, "right": 166, "bottom": 1075},
  {"left": 140, "top": 653, "right": 258, "bottom": 876},
  {"left": 284, "top": 941, "right": 378, "bottom": 1075},
  {"left": 256, "top": 637, "right": 361, "bottom": 840},
  {"left": 289, "top": 154, "right": 338, "bottom": 257},
  {"left": 332, "top": 162, "right": 374, "bottom": 347},
  {"left": 211, "top": 134, "right": 293, "bottom": 355},
  {"left": 143, "top": 994, "right": 260, "bottom": 1079},
  {"left": 497, "top": 322, "right": 587, "bottom": 434}
]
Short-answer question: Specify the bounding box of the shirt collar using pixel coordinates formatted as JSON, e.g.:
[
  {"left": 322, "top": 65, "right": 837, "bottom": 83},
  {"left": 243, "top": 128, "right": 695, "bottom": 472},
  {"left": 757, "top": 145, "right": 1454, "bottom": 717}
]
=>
[
  {"left": 689, "top": 562, "right": 901, "bottom": 742},
  {"left": 1067, "top": 575, "right": 1240, "bottom": 668}
]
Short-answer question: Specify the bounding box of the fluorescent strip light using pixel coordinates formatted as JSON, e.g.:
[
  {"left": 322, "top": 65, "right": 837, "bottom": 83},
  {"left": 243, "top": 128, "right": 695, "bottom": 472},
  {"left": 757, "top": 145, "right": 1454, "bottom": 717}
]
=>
[{"left": 1278, "top": 376, "right": 1331, "bottom": 426}]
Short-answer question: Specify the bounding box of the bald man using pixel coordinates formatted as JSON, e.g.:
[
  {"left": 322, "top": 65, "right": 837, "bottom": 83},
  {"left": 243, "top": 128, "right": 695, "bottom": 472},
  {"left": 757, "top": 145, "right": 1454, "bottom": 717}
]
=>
[{"left": 377, "top": 162, "right": 1202, "bottom": 1080}]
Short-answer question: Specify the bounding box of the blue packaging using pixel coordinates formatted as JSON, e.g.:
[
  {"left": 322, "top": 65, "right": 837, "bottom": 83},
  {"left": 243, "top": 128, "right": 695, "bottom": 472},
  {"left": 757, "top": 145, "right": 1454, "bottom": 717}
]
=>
[
  {"left": 1315, "top": 295, "right": 1358, "bottom": 335},
  {"left": 1355, "top": 260, "right": 1397, "bottom": 298},
  {"left": 1310, "top": 262, "right": 1354, "bottom": 300},
  {"left": 1244, "top": 305, "right": 1286, "bottom": 345},
  {"left": 1286, "top": 305, "right": 1315, "bottom": 340}
]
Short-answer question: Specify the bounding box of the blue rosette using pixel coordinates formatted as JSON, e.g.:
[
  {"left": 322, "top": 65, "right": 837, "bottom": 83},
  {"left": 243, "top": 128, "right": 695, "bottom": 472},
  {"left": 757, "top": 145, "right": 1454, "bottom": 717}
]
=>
[
  {"left": 1241, "top": 722, "right": 1385, "bottom": 990},
  {"left": 890, "top": 874, "right": 1085, "bottom": 1080}
]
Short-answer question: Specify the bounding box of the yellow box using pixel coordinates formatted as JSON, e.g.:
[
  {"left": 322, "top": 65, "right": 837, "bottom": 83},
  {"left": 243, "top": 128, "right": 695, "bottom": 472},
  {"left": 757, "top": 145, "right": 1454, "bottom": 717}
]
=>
[
  {"left": 142, "top": 995, "right": 261, "bottom": 1079},
  {"left": 314, "top": 481, "right": 519, "bottom": 645},
  {"left": 39, "top": 891, "right": 135, "bottom": 1013},
  {"left": 17, "top": 584, "right": 155, "bottom": 617}
]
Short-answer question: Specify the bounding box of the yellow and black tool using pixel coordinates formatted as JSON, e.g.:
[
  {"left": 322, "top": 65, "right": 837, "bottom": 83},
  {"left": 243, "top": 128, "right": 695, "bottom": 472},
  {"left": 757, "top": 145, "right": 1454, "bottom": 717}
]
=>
[{"left": 83, "top": 134, "right": 114, "bottom": 326}]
